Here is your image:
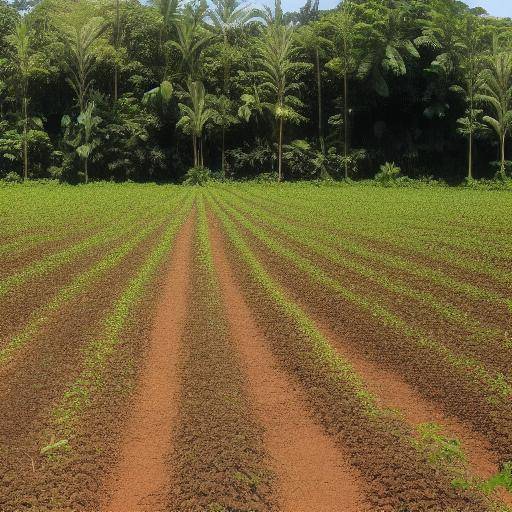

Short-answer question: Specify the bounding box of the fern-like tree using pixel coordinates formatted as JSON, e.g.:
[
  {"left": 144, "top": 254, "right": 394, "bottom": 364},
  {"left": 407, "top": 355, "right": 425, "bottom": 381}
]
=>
[
  {"left": 325, "top": 0, "right": 356, "bottom": 178},
  {"left": 63, "top": 17, "right": 106, "bottom": 113},
  {"left": 296, "top": 20, "right": 331, "bottom": 155},
  {"left": 177, "top": 79, "right": 216, "bottom": 167},
  {"left": 206, "top": 0, "right": 257, "bottom": 175},
  {"left": 171, "top": 2, "right": 212, "bottom": 80},
  {"left": 62, "top": 101, "right": 102, "bottom": 184},
  {"left": 5, "top": 19, "right": 40, "bottom": 180},
  {"left": 254, "top": 21, "right": 307, "bottom": 181},
  {"left": 477, "top": 35, "right": 512, "bottom": 179},
  {"left": 450, "top": 13, "right": 486, "bottom": 180}
]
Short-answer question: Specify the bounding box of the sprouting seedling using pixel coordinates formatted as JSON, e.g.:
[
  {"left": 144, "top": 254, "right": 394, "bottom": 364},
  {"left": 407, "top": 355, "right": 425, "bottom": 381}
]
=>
[
  {"left": 40, "top": 437, "right": 69, "bottom": 458},
  {"left": 416, "top": 422, "right": 467, "bottom": 467}
]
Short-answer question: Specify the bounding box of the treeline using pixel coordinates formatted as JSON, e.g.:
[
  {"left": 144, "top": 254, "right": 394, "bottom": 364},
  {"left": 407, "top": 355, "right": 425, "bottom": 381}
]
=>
[{"left": 0, "top": 0, "right": 511, "bottom": 183}]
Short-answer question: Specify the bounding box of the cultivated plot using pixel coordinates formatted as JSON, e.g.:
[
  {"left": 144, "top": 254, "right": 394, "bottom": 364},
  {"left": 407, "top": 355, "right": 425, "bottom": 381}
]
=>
[{"left": 0, "top": 183, "right": 511, "bottom": 512}]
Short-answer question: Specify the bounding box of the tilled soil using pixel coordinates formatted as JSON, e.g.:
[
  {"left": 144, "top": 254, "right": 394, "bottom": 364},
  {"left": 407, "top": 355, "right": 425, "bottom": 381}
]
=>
[
  {"left": 223, "top": 209, "right": 512, "bottom": 466},
  {"left": 100, "top": 214, "right": 194, "bottom": 512},
  {"left": 209, "top": 216, "right": 370, "bottom": 512},
  {"left": 166, "top": 210, "right": 275, "bottom": 512},
  {"left": 2, "top": 188, "right": 511, "bottom": 512},
  {"left": 221, "top": 190, "right": 512, "bottom": 330},
  {"left": 208, "top": 205, "right": 488, "bottom": 512},
  {"left": 0, "top": 222, "right": 169, "bottom": 511},
  {"left": 0, "top": 215, "right": 166, "bottom": 346},
  {"left": 234, "top": 212, "right": 512, "bottom": 379}
]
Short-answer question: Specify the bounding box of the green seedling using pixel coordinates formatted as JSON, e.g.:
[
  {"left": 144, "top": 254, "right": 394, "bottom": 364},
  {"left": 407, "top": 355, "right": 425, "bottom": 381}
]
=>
[{"left": 40, "top": 438, "right": 69, "bottom": 457}]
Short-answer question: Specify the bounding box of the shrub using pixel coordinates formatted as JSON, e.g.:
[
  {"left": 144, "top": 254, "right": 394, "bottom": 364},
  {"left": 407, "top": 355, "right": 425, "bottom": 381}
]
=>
[
  {"left": 254, "top": 171, "right": 278, "bottom": 183},
  {"left": 182, "top": 166, "right": 213, "bottom": 186},
  {"left": 1, "top": 171, "right": 23, "bottom": 183},
  {"left": 375, "top": 162, "right": 401, "bottom": 186}
]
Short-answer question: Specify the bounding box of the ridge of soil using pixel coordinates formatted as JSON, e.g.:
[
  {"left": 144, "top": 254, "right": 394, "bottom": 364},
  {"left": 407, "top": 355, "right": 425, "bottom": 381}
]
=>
[
  {"left": 208, "top": 204, "right": 488, "bottom": 512},
  {"left": 99, "top": 213, "right": 194, "bottom": 512},
  {"left": 0, "top": 219, "right": 170, "bottom": 511},
  {"left": 167, "top": 209, "right": 275, "bottom": 512},
  {"left": 220, "top": 202, "right": 512, "bottom": 465},
  {"left": 209, "top": 214, "right": 370, "bottom": 512}
]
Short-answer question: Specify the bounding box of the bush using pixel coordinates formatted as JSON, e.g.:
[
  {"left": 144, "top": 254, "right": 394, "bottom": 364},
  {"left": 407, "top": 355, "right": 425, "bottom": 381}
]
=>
[
  {"left": 182, "top": 166, "right": 213, "bottom": 186},
  {"left": 282, "top": 139, "right": 325, "bottom": 180},
  {"left": 1, "top": 171, "right": 23, "bottom": 183},
  {"left": 375, "top": 162, "right": 401, "bottom": 186},
  {"left": 254, "top": 171, "right": 278, "bottom": 183},
  {"left": 462, "top": 177, "right": 512, "bottom": 190}
]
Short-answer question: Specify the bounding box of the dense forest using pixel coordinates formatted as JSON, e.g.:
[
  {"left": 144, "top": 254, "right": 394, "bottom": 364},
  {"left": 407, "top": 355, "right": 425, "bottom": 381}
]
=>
[{"left": 0, "top": 0, "right": 511, "bottom": 183}]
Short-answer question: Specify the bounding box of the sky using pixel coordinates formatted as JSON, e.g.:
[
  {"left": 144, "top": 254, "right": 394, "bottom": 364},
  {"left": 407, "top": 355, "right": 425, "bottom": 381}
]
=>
[{"left": 279, "top": 0, "right": 512, "bottom": 17}]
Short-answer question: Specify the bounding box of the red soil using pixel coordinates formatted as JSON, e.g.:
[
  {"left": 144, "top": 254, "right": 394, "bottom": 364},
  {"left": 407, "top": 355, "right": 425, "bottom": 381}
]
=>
[
  {"left": 316, "top": 323, "right": 509, "bottom": 483},
  {"left": 100, "top": 215, "right": 193, "bottom": 512},
  {"left": 209, "top": 218, "right": 369, "bottom": 512}
]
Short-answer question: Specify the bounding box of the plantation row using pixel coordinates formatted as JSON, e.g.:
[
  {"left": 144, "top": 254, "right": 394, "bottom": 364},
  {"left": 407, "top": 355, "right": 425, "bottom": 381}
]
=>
[{"left": 0, "top": 184, "right": 511, "bottom": 511}]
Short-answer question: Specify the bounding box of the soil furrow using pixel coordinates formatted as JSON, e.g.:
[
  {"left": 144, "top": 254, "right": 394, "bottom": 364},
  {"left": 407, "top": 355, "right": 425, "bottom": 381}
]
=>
[
  {"left": 167, "top": 202, "right": 275, "bottom": 512},
  {"left": 220, "top": 207, "right": 512, "bottom": 465},
  {"left": 209, "top": 213, "right": 370, "bottom": 512},
  {"left": 208, "top": 198, "right": 488, "bottom": 512},
  {"left": 100, "top": 212, "right": 194, "bottom": 512},
  {"left": 221, "top": 197, "right": 512, "bottom": 377},
  {"left": 225, "top": 187, "right": 512, "bottom": 313},
  {"left": 0, "top": 222, "right": 170, "bottom": 511}
]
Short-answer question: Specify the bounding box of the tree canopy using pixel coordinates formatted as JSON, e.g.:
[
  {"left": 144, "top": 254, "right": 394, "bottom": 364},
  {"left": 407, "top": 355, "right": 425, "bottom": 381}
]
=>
[{"left": 0, "top": 0, "right": 511, "bottom": 183}]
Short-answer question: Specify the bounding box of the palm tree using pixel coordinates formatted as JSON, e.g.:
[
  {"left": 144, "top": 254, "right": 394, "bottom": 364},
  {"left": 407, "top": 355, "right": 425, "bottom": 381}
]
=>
[
  {"left": 176, "top": 79, "right": 216, "bottom": 167},
  {"left": 450, "top": 13, "right": 486, "bottom": 180},
  {"left": 296, "top": 21, "right": 331, "bottom": 155},
  {"left": 326, "top": 1, "right": 356, "bottom": 178},
  {"left": 171, "top": 3, "right": 212, "bottom": 80},
  {"left": 206, "top": 0, "right": 258, "bottom": 175},
  {"left": 477, "top": 35, "right": 512, "bottom": 179},
  {"left": 255, "top": 21, "right": 307, "bottom": 181},
  {"left": 6, "top": 20, "right": 38, "bottom": 180},
  {"left": 63, "top": 17, "right": 106, "bottom": 113},
  {"left": 76, "top": 101, "right": 101, "bottom": 184}
]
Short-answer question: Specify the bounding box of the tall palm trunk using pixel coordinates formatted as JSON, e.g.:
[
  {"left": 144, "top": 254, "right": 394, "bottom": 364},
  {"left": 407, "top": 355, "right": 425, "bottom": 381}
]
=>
[
  {"left": 114, "top": 0, "right": 120, "bottom": 101},
  {"left": 192, "top": 134, "right": 197, "bottom": 166},
  {"left": 22, "top": 96, "right": 28, "bottom": 181},
  {"left": 500, "top": 132, "right": 506, "bottom": 179},
  {"left": 468, "top": 132, "right": 473, "bottom": 180},
  {"left": 221, "top": 31, "right": 229, "bottom": 178},
  {"left": 315, "top": 48, "right": 324, "bottom": 156},
  {"left": 278, "top": 117, "right": 283, "bottom": 182},
  {"left": 221, "top": 127, "right": 226, "bottom": 174},
  {"left": 343, "top": 65, "right": 349, "bottom": 180},
  {"left": 467, "top": 92, "right": 474, "bottom": 180},
  {"left": 84, "top": 157, "right": 89, "bottom": 184}
]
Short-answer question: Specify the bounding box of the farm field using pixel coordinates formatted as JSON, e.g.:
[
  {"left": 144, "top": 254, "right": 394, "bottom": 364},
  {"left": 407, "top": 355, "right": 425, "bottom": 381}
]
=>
[{"left": 1, "top": 182, "right": 512, "bottom": 512}]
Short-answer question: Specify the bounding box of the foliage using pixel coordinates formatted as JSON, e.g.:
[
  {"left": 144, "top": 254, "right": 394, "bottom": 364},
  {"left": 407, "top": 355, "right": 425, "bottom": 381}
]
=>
[
  {"left": 182, "top": 165, "right": 213, "bottom": 185},
  {"left": 374, "top": 161, "right": 401, "bottom": 186},
  {"left": 282, "top": 138, "right": 325, "bottom": 179},
  {"left": 477, "top": 35, "right": 512, "bottom": 179},
  {"left": 0, "top": 0, "right": 511, "bottom": 183}
]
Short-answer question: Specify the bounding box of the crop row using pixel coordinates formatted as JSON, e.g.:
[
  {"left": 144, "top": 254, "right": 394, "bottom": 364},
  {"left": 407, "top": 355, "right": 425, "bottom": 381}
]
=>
[
  {"left": 167, "top": 199, "right": 274, "bottom": 511},
  {"left": 0, "top": 190, "right": 191, "bottom": 511},
  {"left": 237, "top": 185, "right": 512, "bottom": 288},
  {"left": 208, "top": 189, "right": 512, "bottom": 468},
  {"left": 215, "top": 190, "right": 512, "bottom": 376},
  {"left": 206, "top": 192, "right": 490, "bottom": 512}
]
